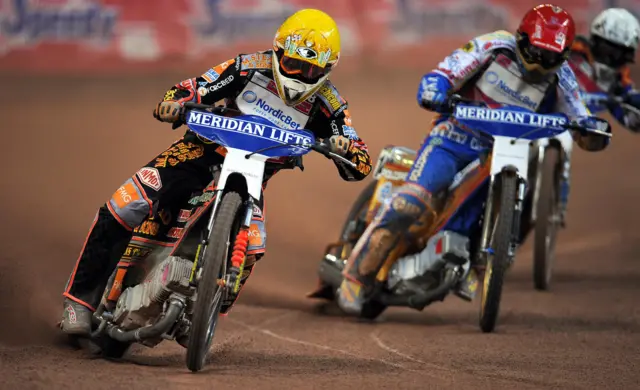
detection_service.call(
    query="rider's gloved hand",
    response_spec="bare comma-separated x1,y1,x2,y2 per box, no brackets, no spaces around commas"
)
571,115,611,151
328,135,350,156
153,101,183,123
417,73,452,113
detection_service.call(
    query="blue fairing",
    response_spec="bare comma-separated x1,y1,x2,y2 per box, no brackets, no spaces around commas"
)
453,104,569,141
186,109,315,158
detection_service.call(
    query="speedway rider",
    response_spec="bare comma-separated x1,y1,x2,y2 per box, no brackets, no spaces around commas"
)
569,8,640,127
60,8,372,336
337,4,611,315
554,8,640,225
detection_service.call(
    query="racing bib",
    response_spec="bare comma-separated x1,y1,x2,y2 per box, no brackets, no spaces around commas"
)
236,72,311,131
475,54,550,111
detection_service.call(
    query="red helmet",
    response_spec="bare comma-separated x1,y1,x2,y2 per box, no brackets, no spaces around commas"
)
516,4,576,80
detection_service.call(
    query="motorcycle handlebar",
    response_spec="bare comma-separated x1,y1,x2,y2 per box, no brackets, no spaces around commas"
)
182,102,358,167
444,94,612,138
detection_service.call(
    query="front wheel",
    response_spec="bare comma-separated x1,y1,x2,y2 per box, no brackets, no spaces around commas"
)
533,147,561,291
479,173,518,333
186,191,243,372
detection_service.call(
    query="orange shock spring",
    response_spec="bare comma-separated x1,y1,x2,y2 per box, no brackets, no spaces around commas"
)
230,229,249,268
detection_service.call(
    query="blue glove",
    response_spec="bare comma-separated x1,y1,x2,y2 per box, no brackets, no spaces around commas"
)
417,73,452,113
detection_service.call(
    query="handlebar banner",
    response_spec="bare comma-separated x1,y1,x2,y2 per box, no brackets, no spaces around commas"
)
187,111,313,146
455,106,568,129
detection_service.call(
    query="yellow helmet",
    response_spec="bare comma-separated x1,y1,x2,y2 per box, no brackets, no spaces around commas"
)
272,9,341,106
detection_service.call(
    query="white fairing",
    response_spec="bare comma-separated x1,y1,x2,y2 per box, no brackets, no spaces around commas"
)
591,8,640,49
218,148,268,200
490,136,531,178
535,129,573,156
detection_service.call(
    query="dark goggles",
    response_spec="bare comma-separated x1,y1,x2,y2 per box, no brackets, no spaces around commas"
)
591,36,635,68
276,48,331,84
518,37,569,70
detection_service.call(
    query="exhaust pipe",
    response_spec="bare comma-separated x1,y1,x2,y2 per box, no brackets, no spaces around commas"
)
105,298,186,343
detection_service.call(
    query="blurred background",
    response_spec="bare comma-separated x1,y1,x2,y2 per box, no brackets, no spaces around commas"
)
1,1,640,388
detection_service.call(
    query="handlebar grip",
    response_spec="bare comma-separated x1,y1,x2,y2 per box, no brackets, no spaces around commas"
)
563,123,613,138
311,143,332,158
446,94,486,112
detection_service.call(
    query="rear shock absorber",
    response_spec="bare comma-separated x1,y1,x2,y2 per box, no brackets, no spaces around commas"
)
228,229,249,293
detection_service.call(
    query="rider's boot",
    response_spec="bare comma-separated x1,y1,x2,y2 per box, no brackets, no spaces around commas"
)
61,298,94,336
453,267,480,301
61,204,137,335
337,184,437,315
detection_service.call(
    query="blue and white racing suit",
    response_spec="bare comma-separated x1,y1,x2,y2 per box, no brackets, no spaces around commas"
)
337,31,609,313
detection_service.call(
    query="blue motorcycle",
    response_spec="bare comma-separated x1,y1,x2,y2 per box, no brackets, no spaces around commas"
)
89,103,356,372
311,97,611,332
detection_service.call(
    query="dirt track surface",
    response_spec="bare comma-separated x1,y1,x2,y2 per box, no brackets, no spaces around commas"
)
1,70,639,390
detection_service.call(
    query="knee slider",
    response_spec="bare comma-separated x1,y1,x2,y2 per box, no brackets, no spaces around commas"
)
107,178,152,229
384,184,436,238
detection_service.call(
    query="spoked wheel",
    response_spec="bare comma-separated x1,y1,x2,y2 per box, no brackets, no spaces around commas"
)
479,172,518,333
186,191,243,372
533,147,561,291
340,180,378,243
313,180,377,299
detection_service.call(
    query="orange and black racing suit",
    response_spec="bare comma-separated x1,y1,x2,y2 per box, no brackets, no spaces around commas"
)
63,50,372,314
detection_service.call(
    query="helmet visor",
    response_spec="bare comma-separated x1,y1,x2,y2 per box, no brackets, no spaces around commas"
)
518,40,568,70
592,36,635,67
276,49,331,84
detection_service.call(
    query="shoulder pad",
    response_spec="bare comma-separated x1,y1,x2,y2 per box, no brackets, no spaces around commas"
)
473,30,515,52
201,58,237,83
240,51,273,71
315,80,347,115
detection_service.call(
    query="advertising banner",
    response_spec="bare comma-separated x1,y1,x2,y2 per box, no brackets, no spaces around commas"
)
0,0,637,73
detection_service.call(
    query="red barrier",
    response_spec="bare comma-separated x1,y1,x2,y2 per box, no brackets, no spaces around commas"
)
0,0,637,74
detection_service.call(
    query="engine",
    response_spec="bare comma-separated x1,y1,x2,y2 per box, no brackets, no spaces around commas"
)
387,230,470,294
113,256,195,330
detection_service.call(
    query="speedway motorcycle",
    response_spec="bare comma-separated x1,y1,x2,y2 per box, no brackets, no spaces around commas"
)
309,97,611,332
521,125,572,291
523,90,640,290
81,102,356,372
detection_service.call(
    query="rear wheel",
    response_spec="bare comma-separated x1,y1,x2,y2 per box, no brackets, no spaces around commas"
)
340,180,378,242
479,173,518,333
315,180,377,296
186,191,243,372
533,147,561,291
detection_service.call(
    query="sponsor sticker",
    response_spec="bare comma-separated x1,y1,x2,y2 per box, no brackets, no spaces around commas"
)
136,167,162,191
112,183,140,209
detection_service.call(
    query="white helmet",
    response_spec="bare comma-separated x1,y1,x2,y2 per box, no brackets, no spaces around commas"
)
589,8,639,88
591,8,640,50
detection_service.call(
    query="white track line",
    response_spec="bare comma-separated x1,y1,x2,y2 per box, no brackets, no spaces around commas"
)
370,332,453,373
227,316,415,372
